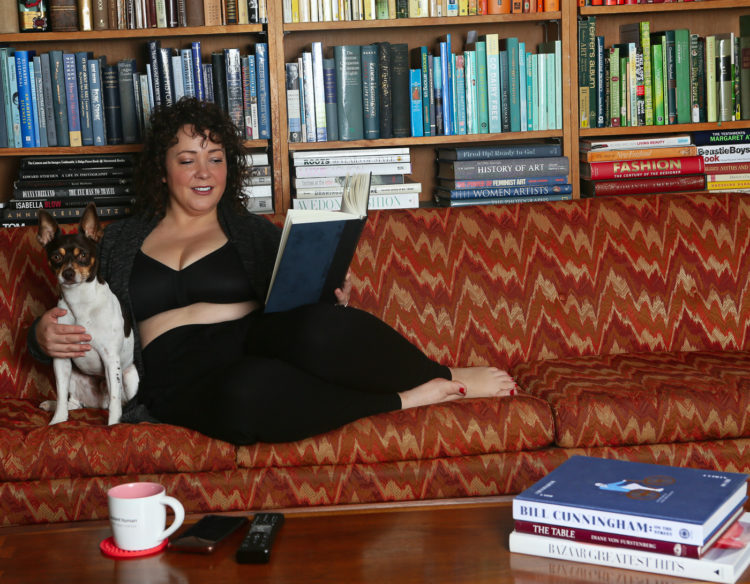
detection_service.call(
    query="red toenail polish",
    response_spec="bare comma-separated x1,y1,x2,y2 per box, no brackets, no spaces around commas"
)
510,388,516,396
459,386,466,395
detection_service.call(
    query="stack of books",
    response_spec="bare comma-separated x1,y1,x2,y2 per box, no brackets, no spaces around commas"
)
695,129,750,193
291,147,421,211
241,151,273,214
509,456,750,584
580,134,706,197
435,141,571,207
1,154,135,228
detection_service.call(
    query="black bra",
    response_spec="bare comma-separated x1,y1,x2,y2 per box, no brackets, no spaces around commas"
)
130,241,255,322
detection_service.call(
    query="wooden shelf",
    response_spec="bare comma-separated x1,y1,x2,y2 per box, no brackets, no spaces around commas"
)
0,24,264,42
581,0,750,16
580,120,750,138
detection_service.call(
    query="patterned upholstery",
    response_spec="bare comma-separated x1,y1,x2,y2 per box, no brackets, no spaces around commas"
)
2,192,750,526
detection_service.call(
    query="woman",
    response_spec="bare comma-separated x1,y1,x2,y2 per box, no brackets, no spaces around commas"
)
29,98,515,444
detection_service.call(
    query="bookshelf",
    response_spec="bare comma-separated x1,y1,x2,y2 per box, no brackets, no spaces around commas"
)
272,9,572,210
571,0,750,193
1,2,748,212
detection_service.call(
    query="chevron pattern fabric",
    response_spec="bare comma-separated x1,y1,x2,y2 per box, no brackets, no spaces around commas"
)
2,192,750,526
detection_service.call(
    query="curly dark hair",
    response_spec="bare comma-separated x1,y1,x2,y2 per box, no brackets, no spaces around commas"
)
134,97,248,217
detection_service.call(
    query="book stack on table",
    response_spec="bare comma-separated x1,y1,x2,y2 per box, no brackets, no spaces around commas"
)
579,134,708,197
509,456,750,584
290,147,420,211
1,154,135,228
241,151,273,214
434,141,571,207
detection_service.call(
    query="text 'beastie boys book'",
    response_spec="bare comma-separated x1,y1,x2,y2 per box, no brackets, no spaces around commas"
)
264,173,371,314
512,456,748,547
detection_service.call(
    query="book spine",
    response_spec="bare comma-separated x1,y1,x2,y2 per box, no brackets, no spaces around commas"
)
697,144,750,164
31,57,46,147
581,134,691,150
652,42,665,125
28,60,41,147
146,40,163,107
240,56,254,139
640,22,652,126
705,162,750,174
285,62,302,141
509,531,738,583
361,44,380,139
435,193,572,207
14,51,35,148
62,53,82,147
102,64,123,145
741,19,750,120
117,59,139,144
223,48,244,132
293,192,418,210
674,28,691,124
301,51,317,141
191,42,204,101
311,41,327,141
717,35,734,122
581,175,706,197
665,30,677,124
476,41,488,134
75,52,94,146
294,153,410,166
7,55,22,148
693,129,750,146
322,58,339,141
4,205,131,222
19,154,134,168
254,42,271,140
8,196,135,209
180,49,195,98
445,157,569,179
583,156,704,180
443,176,568,189
483,34,500,133
409,68,423,137
334,44,364,141
294,161,411,177
441,184,572,200
706,35,717,123
441,143,561,160
389,43,409,138
580,145,696,163
13,185,133,199
377,42,393,138
499,49,510,131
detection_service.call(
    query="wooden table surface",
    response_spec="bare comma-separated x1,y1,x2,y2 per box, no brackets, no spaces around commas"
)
1,497,748,584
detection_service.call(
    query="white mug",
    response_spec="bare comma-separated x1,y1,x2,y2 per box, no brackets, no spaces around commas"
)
107,482,185,551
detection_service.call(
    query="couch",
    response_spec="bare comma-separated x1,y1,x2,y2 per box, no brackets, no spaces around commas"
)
2,191,750,527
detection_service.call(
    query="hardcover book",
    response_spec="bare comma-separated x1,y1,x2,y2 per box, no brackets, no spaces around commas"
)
513,456,748,547
439,156,569,180
510,512,750,584
581,156,705,180
265,173,371,314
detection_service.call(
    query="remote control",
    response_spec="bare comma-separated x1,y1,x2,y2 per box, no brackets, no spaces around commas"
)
235,512,285,564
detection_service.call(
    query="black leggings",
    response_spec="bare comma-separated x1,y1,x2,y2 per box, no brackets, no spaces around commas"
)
139,304,451,444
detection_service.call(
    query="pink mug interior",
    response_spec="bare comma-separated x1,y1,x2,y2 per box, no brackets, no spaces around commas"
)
108,482,164,499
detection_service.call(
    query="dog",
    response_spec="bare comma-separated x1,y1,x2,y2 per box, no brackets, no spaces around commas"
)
36,203,138,425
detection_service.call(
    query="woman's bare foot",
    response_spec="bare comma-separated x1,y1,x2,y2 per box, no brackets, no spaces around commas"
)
399,378,467,410
448,367,516,398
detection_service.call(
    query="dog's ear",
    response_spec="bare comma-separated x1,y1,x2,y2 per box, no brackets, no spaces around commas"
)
37,210,59,247
79,203,104,242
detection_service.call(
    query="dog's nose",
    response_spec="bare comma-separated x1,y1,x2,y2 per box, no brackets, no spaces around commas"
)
62,268,76,282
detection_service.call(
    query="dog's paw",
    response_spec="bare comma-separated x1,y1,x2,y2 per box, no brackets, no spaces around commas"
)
39,400,57,412
49,411,69,425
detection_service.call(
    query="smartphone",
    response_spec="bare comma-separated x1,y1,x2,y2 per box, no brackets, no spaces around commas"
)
168,515,249,554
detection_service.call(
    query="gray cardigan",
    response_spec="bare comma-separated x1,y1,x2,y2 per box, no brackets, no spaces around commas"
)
27,200,282,396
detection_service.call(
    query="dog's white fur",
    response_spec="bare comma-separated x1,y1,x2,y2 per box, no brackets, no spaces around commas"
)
37,205,138,425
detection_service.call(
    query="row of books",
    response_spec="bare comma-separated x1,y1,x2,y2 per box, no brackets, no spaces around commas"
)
241,151,274,214
43,0,270,32
579,130,750,197
281,0,560,23
0,154,136,228
290,147,421,210
578,0,721,5
579,16,750,129
509,456,750,583
434,141,572,207
286,34,561,143
0,41,271,149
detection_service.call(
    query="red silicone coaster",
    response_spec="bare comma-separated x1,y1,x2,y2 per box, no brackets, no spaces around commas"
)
99,536,168,559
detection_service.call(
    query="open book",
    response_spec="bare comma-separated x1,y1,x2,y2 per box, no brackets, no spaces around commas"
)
264,173,371,313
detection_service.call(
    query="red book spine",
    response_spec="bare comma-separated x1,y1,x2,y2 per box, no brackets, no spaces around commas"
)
514,520,703,558
582,156,705,180
583,175,706,196
705,162,750,174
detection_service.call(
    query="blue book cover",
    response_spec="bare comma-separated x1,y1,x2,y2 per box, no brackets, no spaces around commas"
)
525,52,534,131
14,50,36,148
8,54,23,148
87,57,106,146
433,55,443,135
254,42,271,140
514,456,748,546
32,56,47,147
409,68,423,137
62,53,82,147
180,49,195,98
500,37,520,132
439,36,453,135
28,60,40,147
518,41,526,134
454,53,466,135
191,41,204,101
0,49,16,147
75,52,94,146
475,40,488,134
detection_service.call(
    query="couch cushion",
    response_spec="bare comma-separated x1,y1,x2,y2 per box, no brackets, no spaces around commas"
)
511,351,750,448
0,399,237,481
237,395,555,468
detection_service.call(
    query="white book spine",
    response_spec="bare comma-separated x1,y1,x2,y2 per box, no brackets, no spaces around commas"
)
180,49,195,98
301,52,317,142
292,146,410,159
296,182,421,197
292,192,419,210
294,154,410,166
513,499,705,547
311,42,328,141
582,135,692,151
294,162,412,178
509,531,746,584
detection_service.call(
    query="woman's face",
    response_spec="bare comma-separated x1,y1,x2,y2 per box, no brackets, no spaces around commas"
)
163,125,228,217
